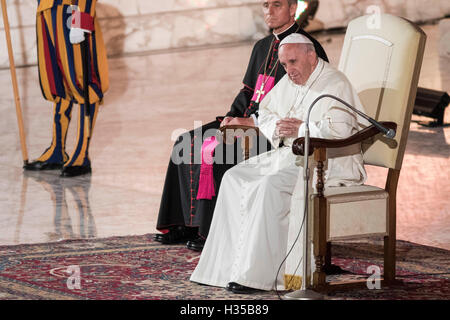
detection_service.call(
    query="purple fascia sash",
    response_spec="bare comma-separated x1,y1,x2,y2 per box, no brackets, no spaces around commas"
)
197,74,274,200
197,136,220,200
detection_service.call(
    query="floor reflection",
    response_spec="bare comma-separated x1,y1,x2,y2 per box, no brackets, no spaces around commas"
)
22,172,96,242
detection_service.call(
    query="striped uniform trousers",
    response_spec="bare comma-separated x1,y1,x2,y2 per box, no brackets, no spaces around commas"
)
36,0,108,167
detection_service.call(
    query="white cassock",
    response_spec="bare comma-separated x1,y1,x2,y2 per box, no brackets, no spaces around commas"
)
190,58,370,291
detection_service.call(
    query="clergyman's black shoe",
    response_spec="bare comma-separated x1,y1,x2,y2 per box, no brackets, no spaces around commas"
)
226,282,260,294
187,237,205,252
24,160,63,171
153,233,164,242
61,165,92,177
160,226,197,245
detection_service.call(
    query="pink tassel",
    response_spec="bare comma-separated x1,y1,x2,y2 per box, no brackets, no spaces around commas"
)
197,136,219,200
197,164,215,200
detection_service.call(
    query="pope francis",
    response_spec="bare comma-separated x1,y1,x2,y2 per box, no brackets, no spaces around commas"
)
190,33,369,294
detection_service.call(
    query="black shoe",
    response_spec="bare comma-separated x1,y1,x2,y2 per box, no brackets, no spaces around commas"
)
153,233,164,242
323,264,347,275
187,237,205,252
226,282,260,294
160,226,197,245
23,160,63,171
61,165,92,177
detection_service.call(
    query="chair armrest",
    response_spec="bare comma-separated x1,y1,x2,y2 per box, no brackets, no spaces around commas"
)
218,125,260,133
292,121,397,156
219,125,260,144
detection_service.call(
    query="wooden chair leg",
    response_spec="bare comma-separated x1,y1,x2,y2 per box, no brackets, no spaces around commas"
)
384,235,396,283
325,242,331,269
312,150,327,289
384,168,399,284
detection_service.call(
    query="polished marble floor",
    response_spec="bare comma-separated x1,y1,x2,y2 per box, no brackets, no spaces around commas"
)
0,23,449,250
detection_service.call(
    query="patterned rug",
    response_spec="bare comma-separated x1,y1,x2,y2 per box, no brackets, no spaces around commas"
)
0,234,448,300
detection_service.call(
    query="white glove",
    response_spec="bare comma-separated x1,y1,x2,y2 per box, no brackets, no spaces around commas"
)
70,28,85,44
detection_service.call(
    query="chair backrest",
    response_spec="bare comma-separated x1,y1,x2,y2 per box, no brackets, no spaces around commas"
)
338,14,426,170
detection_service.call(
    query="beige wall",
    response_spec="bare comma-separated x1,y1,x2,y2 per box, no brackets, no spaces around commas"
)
1,0,449,69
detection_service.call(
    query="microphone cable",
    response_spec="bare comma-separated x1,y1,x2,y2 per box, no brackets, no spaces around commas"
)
274,175,309,300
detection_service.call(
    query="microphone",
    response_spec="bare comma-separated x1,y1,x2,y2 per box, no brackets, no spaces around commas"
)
306,94,396,139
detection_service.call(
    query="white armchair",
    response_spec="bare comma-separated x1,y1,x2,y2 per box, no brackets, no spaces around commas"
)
292,13,427,291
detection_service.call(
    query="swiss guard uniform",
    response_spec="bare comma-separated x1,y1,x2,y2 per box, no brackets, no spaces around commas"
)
24,0,109,177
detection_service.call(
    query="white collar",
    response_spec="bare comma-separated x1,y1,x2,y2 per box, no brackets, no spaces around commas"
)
273,22,297,40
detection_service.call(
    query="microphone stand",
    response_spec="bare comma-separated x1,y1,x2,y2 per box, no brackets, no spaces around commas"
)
284,94,395,300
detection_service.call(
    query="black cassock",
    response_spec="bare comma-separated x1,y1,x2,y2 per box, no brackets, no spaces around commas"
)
156,23,328,238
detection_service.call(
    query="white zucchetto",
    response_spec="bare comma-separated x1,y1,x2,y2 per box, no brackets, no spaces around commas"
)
279,33,314,48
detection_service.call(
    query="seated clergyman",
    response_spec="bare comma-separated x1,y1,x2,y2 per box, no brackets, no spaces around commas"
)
153,0,329,253
190,33,369,294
